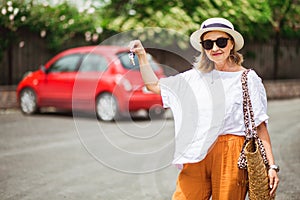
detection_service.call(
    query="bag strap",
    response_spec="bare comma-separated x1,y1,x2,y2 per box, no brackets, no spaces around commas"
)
241,69,258,139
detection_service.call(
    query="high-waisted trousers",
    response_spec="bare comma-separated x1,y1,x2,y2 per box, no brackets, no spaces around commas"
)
172,134,248,200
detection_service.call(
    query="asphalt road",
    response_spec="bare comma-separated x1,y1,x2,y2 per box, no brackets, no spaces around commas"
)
0,98,299,200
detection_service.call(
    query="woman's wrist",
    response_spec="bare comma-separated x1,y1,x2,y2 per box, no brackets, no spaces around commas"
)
269,164,280,172
137,50,147,57
137,52,148,64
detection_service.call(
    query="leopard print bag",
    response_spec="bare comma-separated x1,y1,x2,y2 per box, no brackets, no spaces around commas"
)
237,69,269,170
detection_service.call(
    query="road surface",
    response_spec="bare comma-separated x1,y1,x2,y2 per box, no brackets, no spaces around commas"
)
0,99,299,199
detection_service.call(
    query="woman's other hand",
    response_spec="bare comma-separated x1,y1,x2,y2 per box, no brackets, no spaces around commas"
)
268,168,279,198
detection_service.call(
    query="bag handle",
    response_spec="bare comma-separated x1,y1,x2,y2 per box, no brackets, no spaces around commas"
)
241,69,258,139
238,69,270,169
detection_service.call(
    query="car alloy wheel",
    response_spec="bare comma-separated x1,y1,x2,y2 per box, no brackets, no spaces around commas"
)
96,93,119,121
20,88,39,114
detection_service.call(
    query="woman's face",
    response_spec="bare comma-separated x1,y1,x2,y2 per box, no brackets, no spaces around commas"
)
202,31,234,64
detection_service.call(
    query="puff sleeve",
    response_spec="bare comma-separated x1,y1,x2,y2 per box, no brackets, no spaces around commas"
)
247,70,269,126
159,74,181,108
159,70,194,109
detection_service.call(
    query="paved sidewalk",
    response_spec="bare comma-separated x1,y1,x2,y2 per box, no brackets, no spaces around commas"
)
0,86,17,109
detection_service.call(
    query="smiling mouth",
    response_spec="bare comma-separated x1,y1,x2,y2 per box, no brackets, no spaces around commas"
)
212,52,223,56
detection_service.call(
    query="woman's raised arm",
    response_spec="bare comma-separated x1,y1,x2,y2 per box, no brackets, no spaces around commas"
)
128,40,161,94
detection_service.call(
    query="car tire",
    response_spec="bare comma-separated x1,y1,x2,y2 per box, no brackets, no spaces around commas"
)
19,88,39,115
96,93,119,122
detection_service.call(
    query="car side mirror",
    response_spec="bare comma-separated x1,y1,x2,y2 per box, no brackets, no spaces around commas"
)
40,65,48,73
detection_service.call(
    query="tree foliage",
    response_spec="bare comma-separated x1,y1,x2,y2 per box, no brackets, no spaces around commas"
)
0,0,30,58
268,0,300,38
0,0,103,53
0,0,300,66
102,0,300,41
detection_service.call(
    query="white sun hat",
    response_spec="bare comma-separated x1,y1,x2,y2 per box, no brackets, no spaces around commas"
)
190,17,244,52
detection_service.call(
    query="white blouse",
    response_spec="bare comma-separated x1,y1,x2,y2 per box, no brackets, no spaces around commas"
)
159,68,269,165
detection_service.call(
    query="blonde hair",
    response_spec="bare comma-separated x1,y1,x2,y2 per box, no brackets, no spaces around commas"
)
193,34,244,73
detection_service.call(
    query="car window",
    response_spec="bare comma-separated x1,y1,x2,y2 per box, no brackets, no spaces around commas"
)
117,52,160,71
48,54,81,73
79,54,108,72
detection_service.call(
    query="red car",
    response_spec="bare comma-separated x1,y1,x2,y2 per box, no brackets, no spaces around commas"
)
16,46,165,121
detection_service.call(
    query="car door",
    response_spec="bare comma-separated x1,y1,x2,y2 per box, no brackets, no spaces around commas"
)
38,53,82,108
72,53,109,110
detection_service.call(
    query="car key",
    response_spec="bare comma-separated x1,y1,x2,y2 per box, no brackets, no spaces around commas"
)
128,51,135,66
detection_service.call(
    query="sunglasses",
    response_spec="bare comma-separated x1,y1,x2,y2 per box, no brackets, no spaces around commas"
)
200,37,231,50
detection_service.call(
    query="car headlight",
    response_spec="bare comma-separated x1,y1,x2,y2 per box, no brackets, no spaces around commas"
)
22,71,32,79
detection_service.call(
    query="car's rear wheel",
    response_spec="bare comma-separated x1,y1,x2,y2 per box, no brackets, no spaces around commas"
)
96,93,119,122
148,106,165,119
19,88,39,114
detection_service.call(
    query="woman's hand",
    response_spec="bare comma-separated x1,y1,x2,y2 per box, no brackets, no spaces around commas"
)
268,168,279,198
257,123,279,197
128,40,146,56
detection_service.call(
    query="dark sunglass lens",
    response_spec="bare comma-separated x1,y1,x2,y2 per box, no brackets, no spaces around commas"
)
216,38,228,48
202,40,213,50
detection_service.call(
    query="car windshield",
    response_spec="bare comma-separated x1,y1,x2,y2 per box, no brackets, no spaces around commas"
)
117,52,160,71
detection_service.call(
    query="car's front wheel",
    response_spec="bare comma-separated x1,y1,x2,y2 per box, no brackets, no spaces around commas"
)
19,88,39,114
96,93,119,122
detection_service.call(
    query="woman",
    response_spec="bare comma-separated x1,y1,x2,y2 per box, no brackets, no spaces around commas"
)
129,17,279,200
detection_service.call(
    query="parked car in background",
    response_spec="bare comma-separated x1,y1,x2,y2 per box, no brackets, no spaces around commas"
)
16,46,165,121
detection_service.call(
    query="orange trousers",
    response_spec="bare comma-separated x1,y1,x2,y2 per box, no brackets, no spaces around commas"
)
172,134,248,200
